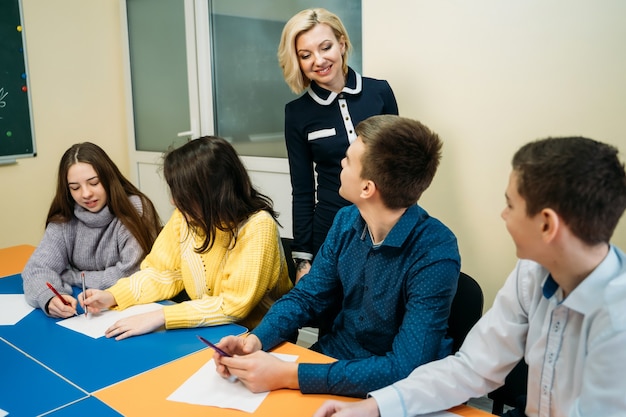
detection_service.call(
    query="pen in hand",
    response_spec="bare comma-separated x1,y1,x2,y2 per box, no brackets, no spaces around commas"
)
46,281,77,316
46,281,71,305
197,335,238,382
197,335,231,357
81,272,88,318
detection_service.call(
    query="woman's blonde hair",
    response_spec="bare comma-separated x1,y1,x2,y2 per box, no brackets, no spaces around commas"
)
278,8,351,94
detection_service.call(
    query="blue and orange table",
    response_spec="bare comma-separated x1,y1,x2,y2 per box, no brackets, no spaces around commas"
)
1,245,491,417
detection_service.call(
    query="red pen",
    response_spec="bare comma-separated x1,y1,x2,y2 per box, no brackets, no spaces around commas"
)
46,281,72,306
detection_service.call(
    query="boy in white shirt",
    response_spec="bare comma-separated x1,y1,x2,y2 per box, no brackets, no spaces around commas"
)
313,136,626,417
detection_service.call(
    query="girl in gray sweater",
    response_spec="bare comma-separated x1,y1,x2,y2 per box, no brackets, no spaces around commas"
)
22,142,161,318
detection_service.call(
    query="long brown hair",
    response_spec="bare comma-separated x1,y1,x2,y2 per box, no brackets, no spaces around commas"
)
163,136,279,253
47,142,161,254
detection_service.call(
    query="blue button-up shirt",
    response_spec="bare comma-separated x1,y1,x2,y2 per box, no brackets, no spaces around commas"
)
252,204,460,397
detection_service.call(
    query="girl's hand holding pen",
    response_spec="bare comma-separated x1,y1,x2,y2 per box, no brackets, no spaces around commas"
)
47,293,78,318
80,288,116,314
45,281,78,318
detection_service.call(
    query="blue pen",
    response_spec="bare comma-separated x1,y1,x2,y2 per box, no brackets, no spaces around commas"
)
196,335,238,382
196,335,231,357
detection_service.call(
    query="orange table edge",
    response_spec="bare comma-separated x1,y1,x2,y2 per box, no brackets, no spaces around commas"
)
0,245,35,277
94,342,492,417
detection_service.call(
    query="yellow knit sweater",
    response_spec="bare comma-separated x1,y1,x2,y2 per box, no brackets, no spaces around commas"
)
107,209,292,330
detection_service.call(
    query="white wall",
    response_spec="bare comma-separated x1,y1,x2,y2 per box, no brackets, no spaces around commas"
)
362,0,626,307
0,0,128,247
0,0,624,310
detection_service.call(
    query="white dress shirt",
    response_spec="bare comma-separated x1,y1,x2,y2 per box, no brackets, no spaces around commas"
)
371,245,626,417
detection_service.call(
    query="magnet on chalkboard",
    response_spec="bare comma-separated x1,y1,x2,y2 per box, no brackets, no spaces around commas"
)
21,86,27,92
21,73,26,79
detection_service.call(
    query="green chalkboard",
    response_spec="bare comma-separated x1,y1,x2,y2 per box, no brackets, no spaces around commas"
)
0,0,36,161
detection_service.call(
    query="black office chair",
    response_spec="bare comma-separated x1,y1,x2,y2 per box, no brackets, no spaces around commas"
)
488,359,529,415
447,272,484,353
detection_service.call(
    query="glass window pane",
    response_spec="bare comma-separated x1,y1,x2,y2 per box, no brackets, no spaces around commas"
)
127,0,191,152
210,1,362,158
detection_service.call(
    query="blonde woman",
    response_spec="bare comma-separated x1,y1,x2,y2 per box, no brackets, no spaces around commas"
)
278,8,398,281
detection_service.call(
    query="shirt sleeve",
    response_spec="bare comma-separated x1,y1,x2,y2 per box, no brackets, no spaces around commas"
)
380,80,399,115
22,222,72,312
284,102,316,258
107,210,185,309
252,218,345,348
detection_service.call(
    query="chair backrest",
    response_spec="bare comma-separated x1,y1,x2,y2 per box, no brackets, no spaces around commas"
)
447,272,484,353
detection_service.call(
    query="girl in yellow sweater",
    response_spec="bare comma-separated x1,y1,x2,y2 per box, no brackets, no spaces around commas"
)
83,136,292,340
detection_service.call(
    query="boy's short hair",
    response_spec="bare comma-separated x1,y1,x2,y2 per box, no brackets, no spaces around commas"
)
356,115,442,209
512,136,626,244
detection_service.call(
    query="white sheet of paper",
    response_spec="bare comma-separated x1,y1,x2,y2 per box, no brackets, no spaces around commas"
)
0,407,8,417
56,303,163,338
0,294,34,325
167,352,298,413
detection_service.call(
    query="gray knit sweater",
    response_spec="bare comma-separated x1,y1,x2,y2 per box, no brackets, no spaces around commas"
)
22,196,145,313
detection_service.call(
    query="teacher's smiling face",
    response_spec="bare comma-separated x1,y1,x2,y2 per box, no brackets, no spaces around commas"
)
67,162,107,213
296,23,346,93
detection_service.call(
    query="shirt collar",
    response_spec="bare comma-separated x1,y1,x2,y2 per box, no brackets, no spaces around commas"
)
307,67,362,106
542,245,622,314
356,204,424,249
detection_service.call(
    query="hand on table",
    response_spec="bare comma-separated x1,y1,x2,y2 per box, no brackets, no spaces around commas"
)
313,398,380,417
105,309,165,341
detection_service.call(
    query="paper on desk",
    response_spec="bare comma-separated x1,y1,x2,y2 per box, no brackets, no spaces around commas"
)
0,294,34,325
56,303,163,338
167,352,298,413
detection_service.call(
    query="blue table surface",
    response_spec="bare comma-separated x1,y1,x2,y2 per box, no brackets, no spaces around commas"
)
0,274,247,393
0,339,87,417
